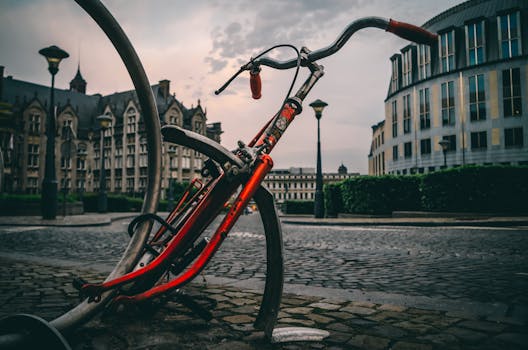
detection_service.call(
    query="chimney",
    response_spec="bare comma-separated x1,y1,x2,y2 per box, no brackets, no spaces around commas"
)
0,66,4,101
159,79,170,100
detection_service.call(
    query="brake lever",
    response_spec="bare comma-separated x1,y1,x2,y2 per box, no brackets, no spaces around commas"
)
215,60,255,95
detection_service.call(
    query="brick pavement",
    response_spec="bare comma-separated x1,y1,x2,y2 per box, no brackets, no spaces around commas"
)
0,256,526,350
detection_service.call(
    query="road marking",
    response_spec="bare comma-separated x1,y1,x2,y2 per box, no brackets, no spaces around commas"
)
230,231,264,240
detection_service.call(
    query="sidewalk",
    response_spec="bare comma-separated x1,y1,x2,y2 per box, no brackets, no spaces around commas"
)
0,256,526,349
1,211,527,228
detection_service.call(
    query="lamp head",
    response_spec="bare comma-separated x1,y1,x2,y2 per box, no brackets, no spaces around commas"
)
438,139,450,151
39,45,69,75
97,115,112,130
309,99,328,119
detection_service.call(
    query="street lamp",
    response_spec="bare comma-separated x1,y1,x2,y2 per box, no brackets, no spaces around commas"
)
39,45,69,219
438,139,450,169
97,115,112,213
309,99,328,219
166,146,176,211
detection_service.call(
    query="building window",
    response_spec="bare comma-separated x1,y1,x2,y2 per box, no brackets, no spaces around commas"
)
466,21,485,66
61,156,72,169
419,88,430,130
392,145,398,161
28,113,40,135
505,127,523,147
442,135,457,152
127,145,135,168
439,30,455,73
417,44,431,80
391,100,398,137
403,94,411,134
441,81,456,126
391,56,400,93
469,74,486,121
194,121,203,134
420,138,431,155
402,49,412,87
498,12,522,59
27,144,39,168
126,108,136,134
404,141,412,158
470,131,487,150
503,68,522,117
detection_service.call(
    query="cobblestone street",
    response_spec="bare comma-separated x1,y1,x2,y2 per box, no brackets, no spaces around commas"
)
1,215,527,304
0,215,527,349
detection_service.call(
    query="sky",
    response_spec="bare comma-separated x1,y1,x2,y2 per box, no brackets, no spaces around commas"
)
0,0,466,174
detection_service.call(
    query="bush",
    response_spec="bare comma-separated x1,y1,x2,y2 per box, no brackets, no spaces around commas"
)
324,183,342,218
282,200,315,215
340,175,422,215
421,165,528,213
82,193,143,212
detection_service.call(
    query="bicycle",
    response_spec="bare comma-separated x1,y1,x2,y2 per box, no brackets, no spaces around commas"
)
0,0,437,346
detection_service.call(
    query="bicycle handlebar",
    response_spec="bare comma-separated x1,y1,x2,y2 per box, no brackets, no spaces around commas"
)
215,17,437,96
255,17,436,70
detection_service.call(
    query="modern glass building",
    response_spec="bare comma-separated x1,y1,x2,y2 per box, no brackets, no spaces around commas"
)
369,0,528,175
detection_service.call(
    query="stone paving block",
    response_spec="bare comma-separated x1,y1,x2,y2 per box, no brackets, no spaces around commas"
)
340,305,377,316
369,324,408,338
347,334,390,350
276,317,315,327
391,341,433,350
282,307,313,315
445,326,488,343
305,313,335,325
378,304,408,312
458,319,507,333
416,333,460,348
393,320,435,334
222,314,254,324
308,302,341,310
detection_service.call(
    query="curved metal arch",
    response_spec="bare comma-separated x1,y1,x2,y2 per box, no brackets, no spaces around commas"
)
51,0,162,332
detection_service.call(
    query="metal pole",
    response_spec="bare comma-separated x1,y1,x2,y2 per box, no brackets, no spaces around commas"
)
42,73,58,219
443,149,447,168
314,115,324,218
98,130,107,212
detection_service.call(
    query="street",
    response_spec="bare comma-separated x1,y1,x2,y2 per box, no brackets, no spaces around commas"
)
0,215,526,306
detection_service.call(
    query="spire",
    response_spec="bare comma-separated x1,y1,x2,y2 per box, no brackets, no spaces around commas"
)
70,63,87,94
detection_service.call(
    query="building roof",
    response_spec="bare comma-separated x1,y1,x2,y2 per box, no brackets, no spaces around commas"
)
422,0,525,31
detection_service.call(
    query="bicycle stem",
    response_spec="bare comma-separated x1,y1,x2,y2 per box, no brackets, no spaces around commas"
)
251,62,324,154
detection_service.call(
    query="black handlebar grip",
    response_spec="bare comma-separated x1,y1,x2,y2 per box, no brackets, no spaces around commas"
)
386,19,438,46
250,71,262,99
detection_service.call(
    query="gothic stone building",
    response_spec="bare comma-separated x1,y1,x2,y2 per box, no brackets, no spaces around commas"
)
0,65,222,198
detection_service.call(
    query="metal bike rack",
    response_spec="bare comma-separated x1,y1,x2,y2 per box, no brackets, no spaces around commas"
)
0,0,284,346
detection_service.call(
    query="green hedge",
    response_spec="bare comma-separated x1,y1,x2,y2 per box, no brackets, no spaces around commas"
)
421,165,528,213
324,183,342,218
340,175,421,215
282,200,315,215
82,193,143,212
324,166,528,215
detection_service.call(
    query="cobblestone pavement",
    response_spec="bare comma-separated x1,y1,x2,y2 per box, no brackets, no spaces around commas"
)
0,215,527,306
0,257,526,349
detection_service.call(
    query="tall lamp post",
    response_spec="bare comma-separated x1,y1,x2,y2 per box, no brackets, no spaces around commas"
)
39,45,69,219
438,139,450,169
309,99,328,219
97,115,112,213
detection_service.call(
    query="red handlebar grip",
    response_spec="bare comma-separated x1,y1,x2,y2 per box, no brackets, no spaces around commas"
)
250,71,262,99
387,19,438,46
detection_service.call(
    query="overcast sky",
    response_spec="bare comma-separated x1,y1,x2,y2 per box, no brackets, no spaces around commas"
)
0,0,465,174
